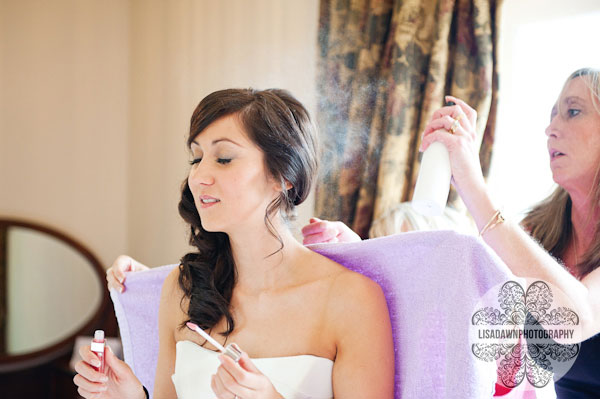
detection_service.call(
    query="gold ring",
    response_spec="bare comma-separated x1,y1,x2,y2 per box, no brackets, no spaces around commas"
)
449,118,461,134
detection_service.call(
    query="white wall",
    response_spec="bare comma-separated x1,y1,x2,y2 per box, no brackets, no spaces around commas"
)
488,0,600,218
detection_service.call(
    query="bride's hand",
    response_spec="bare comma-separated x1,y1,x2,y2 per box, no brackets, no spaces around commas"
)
73,345,145,399
211,349,283,399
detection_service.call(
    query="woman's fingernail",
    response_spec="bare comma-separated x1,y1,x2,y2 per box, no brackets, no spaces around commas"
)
119,287,124,293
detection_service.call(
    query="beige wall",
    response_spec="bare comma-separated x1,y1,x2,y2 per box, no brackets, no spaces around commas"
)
1,0,319,269
0,0,131,269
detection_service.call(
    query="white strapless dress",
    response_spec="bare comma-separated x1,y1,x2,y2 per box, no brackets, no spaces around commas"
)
171,340,334,399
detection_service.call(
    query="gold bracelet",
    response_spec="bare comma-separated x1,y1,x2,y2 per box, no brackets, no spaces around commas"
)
479,209,505,237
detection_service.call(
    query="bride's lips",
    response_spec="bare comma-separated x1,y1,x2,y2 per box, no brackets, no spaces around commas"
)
198,195,220,209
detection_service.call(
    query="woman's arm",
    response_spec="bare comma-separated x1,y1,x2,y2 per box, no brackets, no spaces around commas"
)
152,267,181,398
328,272,394,398
462,184,600,340
420,96,600,340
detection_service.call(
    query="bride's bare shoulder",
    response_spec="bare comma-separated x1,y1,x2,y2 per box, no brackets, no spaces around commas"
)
304,249,385,304
162,265,184,297
159,265,188,319
302,250,390,347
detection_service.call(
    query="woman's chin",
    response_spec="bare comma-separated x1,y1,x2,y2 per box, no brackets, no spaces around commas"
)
199,220,224,233
550,169,566,187
551,172,582,193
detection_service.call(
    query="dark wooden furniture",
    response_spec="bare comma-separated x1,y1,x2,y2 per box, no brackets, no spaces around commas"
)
0,218,118,398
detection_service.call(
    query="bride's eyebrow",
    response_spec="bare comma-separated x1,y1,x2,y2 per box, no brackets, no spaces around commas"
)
190,138,243,148
212,138,242,147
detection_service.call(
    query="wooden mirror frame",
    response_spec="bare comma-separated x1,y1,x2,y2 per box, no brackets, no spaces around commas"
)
0,217,111,373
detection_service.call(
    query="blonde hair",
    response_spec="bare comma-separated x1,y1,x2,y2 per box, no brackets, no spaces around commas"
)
522,68,600,279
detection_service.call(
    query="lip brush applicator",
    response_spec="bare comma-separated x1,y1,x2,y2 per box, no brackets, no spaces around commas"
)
186,322,242,362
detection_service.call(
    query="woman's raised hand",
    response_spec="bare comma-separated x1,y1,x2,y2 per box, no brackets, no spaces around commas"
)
301,217,362,245
73,345,146,399
211,349,283,399
106,255,149,293
419,95,487,202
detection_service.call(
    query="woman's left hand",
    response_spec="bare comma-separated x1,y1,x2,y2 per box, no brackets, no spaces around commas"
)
211,348,282,399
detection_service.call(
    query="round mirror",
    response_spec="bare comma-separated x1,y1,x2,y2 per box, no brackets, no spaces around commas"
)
0,218,109,372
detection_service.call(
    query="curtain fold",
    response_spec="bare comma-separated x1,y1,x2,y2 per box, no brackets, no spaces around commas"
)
316,0,501,238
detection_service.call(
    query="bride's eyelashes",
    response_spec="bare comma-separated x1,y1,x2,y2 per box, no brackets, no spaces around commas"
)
189,157,233,166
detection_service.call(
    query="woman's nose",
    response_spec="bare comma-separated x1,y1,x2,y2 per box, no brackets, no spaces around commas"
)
189,162,214,186
545,118,558,138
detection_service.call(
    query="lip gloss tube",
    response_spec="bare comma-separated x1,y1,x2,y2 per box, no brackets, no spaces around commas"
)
90,330,106,373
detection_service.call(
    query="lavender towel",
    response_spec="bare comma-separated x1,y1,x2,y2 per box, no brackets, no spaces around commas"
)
110,230,513,398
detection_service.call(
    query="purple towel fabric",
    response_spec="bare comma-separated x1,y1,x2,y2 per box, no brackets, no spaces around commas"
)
111,230,513,398
110,263,176,398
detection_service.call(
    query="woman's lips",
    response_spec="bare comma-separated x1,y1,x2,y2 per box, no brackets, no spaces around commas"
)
549,149,566,161
199,195,220,209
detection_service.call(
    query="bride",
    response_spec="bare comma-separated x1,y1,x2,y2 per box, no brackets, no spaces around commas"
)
74,88,394,398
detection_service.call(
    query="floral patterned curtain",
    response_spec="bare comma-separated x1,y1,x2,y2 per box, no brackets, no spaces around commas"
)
315,0,501,238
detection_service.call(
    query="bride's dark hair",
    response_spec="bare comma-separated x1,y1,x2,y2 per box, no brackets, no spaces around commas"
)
177,88,318,336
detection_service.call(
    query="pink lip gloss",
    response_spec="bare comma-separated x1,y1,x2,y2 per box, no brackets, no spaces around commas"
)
91,330,106,373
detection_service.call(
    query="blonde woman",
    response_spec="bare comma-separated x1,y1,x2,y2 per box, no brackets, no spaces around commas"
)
303,68,600,397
